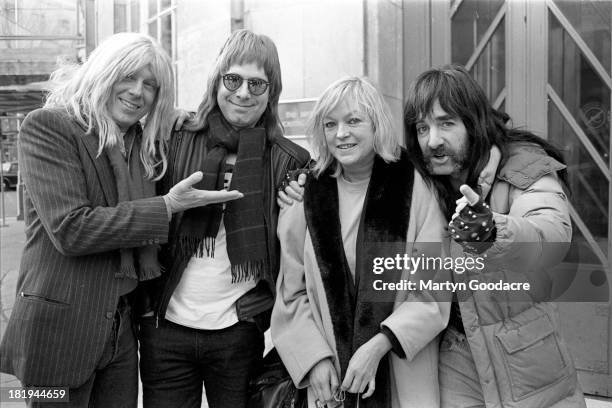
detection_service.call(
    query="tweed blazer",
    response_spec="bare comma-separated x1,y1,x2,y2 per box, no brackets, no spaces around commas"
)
0,108,170,387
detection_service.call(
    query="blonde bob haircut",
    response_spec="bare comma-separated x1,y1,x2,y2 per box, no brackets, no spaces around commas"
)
307,76,401,177
45,32,174,180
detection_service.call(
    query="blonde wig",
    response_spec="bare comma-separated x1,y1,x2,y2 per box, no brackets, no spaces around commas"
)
307,76,400,177
45,32,174,179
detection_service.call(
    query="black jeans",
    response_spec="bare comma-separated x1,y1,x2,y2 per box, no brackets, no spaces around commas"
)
139,318,263,408
27,297,138,408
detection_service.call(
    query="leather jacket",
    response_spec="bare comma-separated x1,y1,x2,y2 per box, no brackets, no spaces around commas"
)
142,127,310,331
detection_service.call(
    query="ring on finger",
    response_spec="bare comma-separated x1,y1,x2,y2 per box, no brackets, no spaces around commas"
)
333,389,346,402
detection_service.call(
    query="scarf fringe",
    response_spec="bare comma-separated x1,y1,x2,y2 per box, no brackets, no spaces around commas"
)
138,265,163,281
231,260,264,283
118,249,139,280
138,247,163,281
178,236,216,259
176,237,263,284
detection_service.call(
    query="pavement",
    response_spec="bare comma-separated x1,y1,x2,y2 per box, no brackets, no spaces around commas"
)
1,211,26,407
0,188,610,407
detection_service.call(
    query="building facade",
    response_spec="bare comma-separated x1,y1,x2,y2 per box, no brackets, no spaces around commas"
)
0,0,85,162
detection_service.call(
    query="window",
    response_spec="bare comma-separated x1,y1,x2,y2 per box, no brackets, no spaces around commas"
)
113,0,140,34
112,0,177,103
451,0,506,108
547,0,611,267
146,0,177,101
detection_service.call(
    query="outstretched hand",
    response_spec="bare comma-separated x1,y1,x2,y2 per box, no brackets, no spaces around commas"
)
164,171,243,213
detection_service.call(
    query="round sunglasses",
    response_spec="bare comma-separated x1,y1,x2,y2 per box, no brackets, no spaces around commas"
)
221,73,270,96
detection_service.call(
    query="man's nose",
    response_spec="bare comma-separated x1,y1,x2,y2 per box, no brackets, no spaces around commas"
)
128,79,143,96
235,80,251,98
427,126,443,149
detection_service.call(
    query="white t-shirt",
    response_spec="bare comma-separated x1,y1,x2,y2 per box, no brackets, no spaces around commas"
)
165,220,256,330
165,154,256,330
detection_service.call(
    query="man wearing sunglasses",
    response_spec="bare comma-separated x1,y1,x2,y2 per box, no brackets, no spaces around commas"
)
138,30,310,408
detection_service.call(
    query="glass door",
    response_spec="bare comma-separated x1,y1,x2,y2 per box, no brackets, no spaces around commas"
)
546,0,611,395
443,0,611,395
450,0,506,109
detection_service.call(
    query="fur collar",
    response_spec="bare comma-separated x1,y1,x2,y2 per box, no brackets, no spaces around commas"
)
304,151,414,408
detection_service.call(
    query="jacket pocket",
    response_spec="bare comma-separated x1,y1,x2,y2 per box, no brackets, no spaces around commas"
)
495,313,571,401
20,291,70,306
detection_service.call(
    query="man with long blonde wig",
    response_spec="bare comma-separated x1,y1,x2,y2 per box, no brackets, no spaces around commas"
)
0,32,241,407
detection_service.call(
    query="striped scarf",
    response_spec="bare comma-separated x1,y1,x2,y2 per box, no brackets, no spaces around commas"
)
173,111,267,283
107,124,161,281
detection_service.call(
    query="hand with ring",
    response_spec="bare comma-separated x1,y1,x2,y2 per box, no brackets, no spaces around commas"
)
333,389,346,402
315,389,345,408
308,358,339,406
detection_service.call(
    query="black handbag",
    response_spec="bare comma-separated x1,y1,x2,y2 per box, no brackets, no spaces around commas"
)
248,348,307,408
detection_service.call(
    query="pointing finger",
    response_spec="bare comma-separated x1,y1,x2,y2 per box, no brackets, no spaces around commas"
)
459,184,480,206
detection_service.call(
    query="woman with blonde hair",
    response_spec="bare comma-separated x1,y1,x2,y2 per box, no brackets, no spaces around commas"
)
0,32,240,408
271,77,450,408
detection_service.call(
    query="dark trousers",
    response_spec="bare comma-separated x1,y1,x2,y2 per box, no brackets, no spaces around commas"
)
139,318,263,408
27,299,138,408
